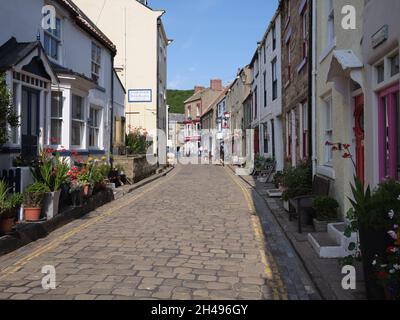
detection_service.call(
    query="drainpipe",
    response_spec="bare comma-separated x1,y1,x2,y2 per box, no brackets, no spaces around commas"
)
309,0,316,175
110,54,115,168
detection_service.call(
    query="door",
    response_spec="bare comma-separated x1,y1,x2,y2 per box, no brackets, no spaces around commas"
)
254,127,260,155
354,94,365,184
21,87,40,160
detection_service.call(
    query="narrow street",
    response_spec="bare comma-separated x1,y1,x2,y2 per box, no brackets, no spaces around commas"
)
0,165,317,300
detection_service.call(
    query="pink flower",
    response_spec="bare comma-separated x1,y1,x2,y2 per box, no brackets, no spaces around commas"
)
388,231,398,240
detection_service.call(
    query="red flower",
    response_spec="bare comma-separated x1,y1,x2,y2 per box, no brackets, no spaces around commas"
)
378,271,388,280
386,246,397,254
71,150,78,157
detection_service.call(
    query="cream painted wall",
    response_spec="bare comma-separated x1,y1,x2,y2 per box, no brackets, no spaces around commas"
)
314,0,364,218
74,0,167,155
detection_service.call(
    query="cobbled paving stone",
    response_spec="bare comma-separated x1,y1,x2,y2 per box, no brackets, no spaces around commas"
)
0,165,317,300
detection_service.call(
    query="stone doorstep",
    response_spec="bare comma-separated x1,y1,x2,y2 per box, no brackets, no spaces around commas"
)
0,167,174,257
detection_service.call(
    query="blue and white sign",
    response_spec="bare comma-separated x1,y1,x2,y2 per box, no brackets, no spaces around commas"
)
128,89,152,103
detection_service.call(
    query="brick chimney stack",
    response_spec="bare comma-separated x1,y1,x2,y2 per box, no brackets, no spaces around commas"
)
210,79,222,91
194,86,205,93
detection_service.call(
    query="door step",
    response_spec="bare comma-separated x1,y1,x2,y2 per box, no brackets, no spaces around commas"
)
308,222,358,258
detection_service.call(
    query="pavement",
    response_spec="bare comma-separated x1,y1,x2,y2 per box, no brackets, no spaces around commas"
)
0,164,318,300
236,171,367,300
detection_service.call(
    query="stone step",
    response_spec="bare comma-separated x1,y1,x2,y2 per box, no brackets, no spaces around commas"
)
308,232,346,259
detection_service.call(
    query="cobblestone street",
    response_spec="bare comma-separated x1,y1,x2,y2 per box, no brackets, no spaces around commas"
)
0,165,318,300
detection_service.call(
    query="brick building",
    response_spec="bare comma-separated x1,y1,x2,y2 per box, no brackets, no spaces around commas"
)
281,0,312,167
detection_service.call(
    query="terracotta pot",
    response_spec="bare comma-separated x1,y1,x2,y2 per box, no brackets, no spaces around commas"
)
24,208,42,222
0,217,15,234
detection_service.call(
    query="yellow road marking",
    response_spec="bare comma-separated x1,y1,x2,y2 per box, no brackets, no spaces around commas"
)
224,167,288,300
0,167,180,281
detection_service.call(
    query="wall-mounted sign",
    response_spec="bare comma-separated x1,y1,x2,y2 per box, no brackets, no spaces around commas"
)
128,89,152,103
372,25,388,49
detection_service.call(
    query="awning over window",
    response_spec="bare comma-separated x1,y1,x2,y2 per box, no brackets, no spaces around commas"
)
327,50,364,89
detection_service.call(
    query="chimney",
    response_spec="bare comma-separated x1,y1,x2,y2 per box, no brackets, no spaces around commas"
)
194,86,205,93
210,79,222,91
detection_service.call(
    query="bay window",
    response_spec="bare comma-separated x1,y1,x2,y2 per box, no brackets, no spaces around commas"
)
50,91,63,145
71,95,84,147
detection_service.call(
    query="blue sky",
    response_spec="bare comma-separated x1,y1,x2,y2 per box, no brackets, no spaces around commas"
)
151,0,280,90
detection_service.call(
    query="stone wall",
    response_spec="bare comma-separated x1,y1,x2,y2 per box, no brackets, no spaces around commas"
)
113,155,158,183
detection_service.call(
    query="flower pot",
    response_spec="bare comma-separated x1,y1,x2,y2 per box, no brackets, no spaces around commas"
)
43,190,61,220
24,208,42,222
0,217,15,234
70,190,83,207
358,222,392,300
83,184,93,197
313,218,329,233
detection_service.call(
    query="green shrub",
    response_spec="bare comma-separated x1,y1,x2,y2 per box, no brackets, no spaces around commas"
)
24,182,50,208
0,180,23,218
282,162,312,201
312,196,339,221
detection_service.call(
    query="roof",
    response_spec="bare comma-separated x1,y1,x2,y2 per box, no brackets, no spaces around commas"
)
51,61,95,84
0,37,58,83
184,90,204,104
0,38,38,72
200,88,226,116
57,0,117,54
169,113,186,123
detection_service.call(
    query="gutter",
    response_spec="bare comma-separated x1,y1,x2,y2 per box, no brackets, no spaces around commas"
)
311,0,317,175
110,54,115,168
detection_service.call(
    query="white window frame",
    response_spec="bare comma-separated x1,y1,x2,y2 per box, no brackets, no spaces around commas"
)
91,42,102,85
88,105,102,149
50,91,63,146
44,17,62,63
71,94,85,148
327,0,335,47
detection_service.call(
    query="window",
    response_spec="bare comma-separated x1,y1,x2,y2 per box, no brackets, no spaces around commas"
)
44,17,61,61
390,54,399,77
301,5,308,59
71,95,84,146
50,92,63,145
302,102,308,159
196,103,201,117
272,59,278,100
327,0,335,46
378,84,400,180
272,24,277,51
89,106,101,148
254,87,258,119
91,42,102,84
263,46,266,64
324,96,333,165
10,83,18,144
377,63,385,83
263,72,267,107
286,111,291,158
263,123,269,154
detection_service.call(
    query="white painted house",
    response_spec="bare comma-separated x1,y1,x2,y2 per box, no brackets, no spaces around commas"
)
250,10,284,171
0,0,125,171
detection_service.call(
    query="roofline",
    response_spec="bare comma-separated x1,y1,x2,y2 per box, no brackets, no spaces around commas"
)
57,0,117,54
113,69,126,94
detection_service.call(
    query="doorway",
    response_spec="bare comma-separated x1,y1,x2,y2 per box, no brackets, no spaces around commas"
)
21,86,40,160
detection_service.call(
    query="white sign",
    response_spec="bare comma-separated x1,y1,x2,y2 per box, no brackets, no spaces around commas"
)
128,89,152,103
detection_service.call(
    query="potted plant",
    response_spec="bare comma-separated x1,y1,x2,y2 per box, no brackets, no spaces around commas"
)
0,181,23,234
31,149,69,219
23,182,50,222
312,196,339,232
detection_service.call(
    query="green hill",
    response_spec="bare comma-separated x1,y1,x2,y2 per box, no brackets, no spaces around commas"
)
167,89,194,114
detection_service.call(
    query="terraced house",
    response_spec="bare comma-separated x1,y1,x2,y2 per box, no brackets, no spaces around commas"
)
281,0,312,168
0,0,125,172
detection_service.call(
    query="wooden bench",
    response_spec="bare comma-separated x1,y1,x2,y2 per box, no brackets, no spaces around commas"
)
289,175,331,233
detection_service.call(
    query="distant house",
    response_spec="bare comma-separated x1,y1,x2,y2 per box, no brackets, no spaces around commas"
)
183,80,223,157
0,0,125,171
